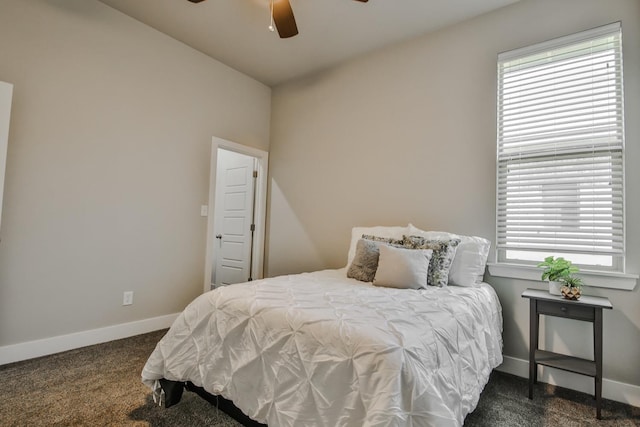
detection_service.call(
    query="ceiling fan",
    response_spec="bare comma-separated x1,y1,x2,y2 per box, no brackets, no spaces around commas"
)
187,0,369,39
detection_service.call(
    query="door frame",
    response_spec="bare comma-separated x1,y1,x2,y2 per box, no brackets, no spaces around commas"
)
204,136,269,293
0,82,13,234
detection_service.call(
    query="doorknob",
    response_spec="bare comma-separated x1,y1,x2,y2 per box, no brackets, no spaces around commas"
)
216,234,222,239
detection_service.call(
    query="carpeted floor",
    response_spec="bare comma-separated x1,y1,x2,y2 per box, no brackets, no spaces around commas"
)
0,330,638,426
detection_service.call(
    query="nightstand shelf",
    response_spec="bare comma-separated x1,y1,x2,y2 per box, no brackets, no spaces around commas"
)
534,349,596,377
522,288,612,419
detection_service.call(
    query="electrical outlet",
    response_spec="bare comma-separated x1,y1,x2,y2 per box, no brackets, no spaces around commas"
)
123,291,134,306
200,205,208,217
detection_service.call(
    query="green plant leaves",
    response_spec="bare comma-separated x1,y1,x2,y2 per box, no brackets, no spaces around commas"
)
537,256,580,282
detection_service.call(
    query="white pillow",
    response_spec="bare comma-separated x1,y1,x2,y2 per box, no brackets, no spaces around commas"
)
346,225,409,268
407,224,490,287
373,244,432,289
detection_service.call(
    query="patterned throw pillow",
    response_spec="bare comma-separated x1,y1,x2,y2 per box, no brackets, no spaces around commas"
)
361,234,404,245
401,235,461,287
347,239,381,282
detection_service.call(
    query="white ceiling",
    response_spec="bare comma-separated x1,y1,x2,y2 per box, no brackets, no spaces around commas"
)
98,0,520,86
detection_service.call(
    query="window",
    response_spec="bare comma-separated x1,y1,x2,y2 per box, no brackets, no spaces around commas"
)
496,23,625,272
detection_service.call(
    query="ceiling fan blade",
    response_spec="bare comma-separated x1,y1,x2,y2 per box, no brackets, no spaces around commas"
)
187,0,365,38
272,0,298,39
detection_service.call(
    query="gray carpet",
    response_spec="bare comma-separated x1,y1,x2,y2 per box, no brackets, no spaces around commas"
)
0,330,638,426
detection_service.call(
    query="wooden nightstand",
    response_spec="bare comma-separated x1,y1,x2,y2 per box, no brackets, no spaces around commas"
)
522,288,613,419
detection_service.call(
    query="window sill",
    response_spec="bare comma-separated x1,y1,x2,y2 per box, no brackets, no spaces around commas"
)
487,263,638,291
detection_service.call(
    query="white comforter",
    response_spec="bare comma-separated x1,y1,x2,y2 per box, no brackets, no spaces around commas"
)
142,269,503,427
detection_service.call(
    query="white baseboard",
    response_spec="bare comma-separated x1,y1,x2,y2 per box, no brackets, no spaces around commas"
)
0,313,180,366
497,355,640,408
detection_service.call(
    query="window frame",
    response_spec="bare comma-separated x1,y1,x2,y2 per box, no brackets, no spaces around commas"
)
492,22,637,288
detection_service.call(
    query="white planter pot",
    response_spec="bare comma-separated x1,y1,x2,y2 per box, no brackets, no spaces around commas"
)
548,280,563,295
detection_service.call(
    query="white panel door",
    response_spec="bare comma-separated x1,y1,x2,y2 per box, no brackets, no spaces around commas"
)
0,82,13,234
213,149,256,286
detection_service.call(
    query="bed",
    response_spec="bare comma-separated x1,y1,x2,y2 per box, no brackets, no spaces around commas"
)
142,225,503,427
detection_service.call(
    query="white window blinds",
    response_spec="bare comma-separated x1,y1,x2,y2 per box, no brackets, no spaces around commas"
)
496,23,625,268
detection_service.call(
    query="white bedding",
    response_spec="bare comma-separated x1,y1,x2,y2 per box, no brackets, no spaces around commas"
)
142,269,503,427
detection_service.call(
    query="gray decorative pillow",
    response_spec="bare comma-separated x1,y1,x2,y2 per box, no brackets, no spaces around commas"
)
401,235,461,287
347,239,381,282
373,245,433,289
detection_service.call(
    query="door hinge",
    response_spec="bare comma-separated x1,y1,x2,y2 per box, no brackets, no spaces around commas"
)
250,224,255,232
253,170,258,178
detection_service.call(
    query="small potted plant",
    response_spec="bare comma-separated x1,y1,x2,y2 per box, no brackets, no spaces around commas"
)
537,256,579,296
559,275,583,300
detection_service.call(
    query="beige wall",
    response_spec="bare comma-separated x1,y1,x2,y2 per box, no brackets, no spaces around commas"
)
269,0,640,388
0,0,271,346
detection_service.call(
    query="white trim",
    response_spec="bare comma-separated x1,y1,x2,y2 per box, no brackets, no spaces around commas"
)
497,355,640,408
498,22,621,61
204,137,269,293
0,313,179,366
0,81,13,234
487,263,638,291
